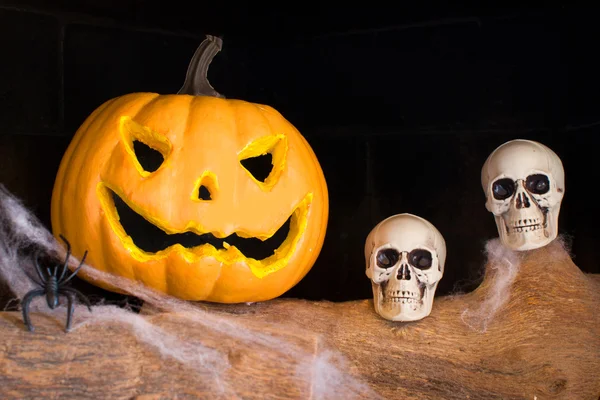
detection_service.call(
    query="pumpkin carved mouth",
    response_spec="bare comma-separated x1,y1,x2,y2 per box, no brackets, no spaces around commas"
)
97,183,312,278
110,189,290,260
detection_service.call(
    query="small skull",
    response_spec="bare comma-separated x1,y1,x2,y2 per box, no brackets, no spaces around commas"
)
365,214,446,322
481,139,565,251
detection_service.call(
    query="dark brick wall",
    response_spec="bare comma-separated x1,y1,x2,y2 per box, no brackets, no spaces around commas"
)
1,3,598,304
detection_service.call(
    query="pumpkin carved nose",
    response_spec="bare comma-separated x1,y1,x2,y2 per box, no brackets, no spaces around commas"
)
198,185,212,200
193,171,219,202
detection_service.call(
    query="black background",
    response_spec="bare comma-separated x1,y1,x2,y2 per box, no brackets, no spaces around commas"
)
0,2,598,306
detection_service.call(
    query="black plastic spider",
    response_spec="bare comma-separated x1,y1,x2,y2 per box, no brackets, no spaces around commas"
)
22,235,92,332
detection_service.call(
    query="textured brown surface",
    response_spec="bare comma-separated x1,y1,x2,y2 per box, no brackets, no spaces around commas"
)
0,241,599,399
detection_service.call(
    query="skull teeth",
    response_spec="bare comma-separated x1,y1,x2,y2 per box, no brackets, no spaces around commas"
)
383,290,422,304
387,298,421,304
508,217,547,233
511,218,540,227
509,223,546,233
388,290,418,298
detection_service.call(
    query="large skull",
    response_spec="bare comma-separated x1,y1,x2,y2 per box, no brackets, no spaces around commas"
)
364,213,446,322
481,139,565,251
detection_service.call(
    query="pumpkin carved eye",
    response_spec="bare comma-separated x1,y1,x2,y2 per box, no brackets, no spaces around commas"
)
133,140,164,173
120,116,171,177
240,153,273,183
238,134,287,191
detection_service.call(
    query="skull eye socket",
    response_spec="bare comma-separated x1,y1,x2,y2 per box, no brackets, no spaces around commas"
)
525,174,550,194
492,178,515,200
376,248,399,269
409,249,433,270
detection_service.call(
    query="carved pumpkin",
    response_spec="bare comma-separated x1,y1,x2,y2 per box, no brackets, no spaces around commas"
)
50,36,328,302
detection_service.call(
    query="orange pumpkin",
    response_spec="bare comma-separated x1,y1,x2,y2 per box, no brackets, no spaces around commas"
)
50,36,328,302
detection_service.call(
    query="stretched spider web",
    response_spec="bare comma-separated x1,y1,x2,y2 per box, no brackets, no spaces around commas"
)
0,184,379,399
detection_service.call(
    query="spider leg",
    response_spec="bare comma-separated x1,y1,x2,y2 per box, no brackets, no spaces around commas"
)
57,262,68,282
33,252,47,283
60,250,88,285
21,289,45,332
63,290,76,332
60,287,93,313
57,234,72,281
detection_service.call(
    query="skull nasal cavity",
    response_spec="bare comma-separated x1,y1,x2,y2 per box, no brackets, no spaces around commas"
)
397,264,411,280
516,192,531,209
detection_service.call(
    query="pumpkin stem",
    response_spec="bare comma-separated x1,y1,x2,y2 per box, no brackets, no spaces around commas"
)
178,35,225,98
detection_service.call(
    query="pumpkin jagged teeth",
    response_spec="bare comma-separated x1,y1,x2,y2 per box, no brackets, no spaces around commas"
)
107,187,292,261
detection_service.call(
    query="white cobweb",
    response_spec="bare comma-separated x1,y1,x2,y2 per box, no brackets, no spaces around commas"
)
460,237,522,333
0,184,380,399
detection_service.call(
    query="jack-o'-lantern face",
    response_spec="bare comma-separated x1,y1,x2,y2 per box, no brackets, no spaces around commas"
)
51,93,328,302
